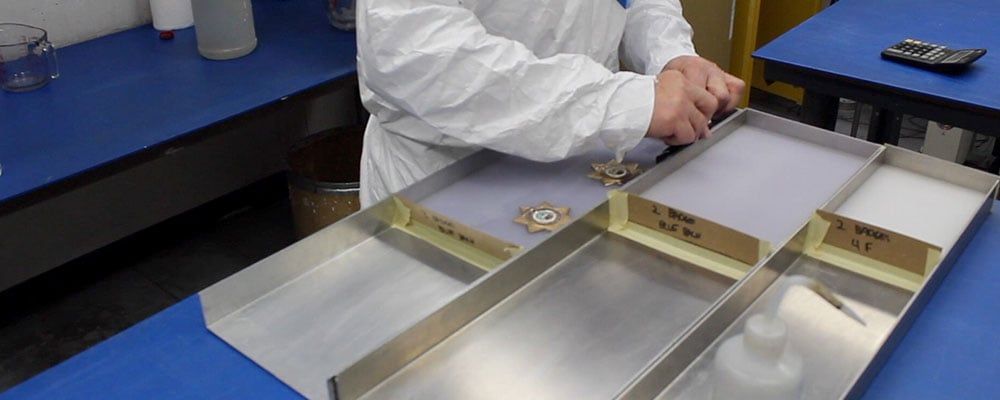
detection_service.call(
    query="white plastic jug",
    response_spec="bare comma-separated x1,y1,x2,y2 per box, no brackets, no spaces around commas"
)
712,313,804,400
191,0,257,60
711,275,866,400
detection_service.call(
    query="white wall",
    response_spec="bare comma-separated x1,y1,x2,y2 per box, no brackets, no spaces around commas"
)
0,0,151,47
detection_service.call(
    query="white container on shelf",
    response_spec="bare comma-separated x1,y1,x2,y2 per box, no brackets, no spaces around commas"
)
191,0,258,60
150,0,194,31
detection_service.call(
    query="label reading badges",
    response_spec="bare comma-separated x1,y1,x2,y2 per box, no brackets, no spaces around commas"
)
514,202,571,233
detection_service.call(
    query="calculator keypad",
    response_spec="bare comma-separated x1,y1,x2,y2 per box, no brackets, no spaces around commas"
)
888,39,948,61
882,38,986,71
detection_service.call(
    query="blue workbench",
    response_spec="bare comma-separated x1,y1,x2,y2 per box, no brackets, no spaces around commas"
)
754,0,1000,149
3,205,999,398
0,0,357,205
3,0,998,397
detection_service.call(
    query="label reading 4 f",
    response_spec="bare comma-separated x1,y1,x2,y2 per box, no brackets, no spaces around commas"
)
816,210,940,276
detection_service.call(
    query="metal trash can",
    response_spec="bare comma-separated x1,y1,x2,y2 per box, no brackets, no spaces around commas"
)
287,126,364,238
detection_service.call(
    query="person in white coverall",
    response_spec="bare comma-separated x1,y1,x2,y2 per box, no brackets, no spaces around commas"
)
357,0,745,206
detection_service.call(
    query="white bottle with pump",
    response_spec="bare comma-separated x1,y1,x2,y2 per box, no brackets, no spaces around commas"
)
711,275,865,400
711,313,803,400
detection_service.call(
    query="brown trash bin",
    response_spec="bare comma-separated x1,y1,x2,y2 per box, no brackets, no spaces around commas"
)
287,126,364,238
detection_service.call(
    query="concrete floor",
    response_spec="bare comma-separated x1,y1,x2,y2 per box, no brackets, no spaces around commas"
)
1,92,995,393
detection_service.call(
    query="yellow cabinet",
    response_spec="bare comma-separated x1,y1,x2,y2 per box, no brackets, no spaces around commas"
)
681,0,828,106
750,0,827,103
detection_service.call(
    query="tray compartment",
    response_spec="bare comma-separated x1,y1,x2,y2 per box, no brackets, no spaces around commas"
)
831,150,994,253
415,139,666,248
360,230,736,400
655,258,911,400
623,145,998,400
629,110,881,245
201,199,489,399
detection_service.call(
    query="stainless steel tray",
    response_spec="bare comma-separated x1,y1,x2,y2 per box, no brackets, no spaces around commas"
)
199,140,670,399
202,109,995,400
622,146,999,400
335,111,886,400
355,203,739,400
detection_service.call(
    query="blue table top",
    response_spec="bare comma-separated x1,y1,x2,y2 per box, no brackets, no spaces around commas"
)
754,0,1000,113
0,0,357,204
4,204,999,399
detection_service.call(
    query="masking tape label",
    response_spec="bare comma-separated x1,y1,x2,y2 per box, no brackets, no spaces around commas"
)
815,210,940,276
396,197,520,261
627,195,766,265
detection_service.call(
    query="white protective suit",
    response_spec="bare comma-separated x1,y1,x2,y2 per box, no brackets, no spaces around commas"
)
357,0,696,205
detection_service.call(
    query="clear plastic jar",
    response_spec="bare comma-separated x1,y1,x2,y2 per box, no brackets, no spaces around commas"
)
328,0,356,31
191,0,258,60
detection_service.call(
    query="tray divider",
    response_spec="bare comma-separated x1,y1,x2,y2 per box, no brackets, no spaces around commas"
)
607,191,770,280
392,196,522,271
804,210,942,292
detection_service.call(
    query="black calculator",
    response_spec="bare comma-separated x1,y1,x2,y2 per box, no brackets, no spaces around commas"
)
882,39,986,73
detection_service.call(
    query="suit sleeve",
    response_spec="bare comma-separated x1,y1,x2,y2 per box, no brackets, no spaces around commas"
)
357,0,655,162
620,0,698,75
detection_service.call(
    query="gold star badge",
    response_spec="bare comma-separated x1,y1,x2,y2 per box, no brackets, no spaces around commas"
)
588,160,642,186
513,202,571,233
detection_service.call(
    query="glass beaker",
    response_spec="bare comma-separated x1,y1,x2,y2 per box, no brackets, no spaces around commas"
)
0,23,59,93
328,0,356,31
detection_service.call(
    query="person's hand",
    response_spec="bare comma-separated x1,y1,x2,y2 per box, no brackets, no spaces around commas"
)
646,69,718,146
664,55,745,115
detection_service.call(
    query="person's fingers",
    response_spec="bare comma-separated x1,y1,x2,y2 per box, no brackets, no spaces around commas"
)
688,84,719,118
664,120,697,146
689,104,710,139
706,71,731,115
723,73,746,110
684,65,710,88
724,72,745,91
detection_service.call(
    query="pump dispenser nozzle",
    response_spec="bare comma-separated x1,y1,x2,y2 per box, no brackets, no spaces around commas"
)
766,275,867,326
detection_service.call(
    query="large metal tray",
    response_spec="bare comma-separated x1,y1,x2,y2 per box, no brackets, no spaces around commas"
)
202,109,995,400
357,206,736,400
335,111,885,400
199,142,670,399
622,145,999,400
